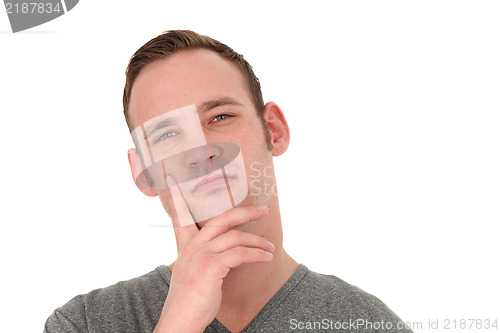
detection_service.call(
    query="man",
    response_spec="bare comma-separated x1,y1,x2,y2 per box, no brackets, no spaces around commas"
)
44,30,412,333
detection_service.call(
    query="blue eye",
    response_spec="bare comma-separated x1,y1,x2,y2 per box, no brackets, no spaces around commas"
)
155,130,178,143
211,114,233,123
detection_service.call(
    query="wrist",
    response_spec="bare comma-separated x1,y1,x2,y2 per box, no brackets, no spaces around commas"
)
154,311,206,333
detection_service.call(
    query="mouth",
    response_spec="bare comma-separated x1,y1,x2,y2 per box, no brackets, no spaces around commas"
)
192,172,236,195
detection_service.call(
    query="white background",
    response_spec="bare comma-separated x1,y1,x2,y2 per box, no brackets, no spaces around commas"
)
1,1,499,332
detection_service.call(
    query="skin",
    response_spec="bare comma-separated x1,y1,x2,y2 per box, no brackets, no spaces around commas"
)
127,49,299,332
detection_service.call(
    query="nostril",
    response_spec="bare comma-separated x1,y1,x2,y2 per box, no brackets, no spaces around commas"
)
183,145,215,169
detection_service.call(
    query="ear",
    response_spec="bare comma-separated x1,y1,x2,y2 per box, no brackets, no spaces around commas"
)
128,148,158,197
263,102,290,156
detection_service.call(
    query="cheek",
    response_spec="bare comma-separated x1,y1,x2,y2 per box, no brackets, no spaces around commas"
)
239,135,270,164
242,143,273,174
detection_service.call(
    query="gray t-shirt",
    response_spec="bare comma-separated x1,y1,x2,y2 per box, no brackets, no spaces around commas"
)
44,264,413,332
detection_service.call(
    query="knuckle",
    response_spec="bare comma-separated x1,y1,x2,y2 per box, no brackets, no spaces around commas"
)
233,246,247,257
196,250,215,263
228,230,244,242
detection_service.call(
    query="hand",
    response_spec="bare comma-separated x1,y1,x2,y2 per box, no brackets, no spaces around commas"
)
153,176,274,333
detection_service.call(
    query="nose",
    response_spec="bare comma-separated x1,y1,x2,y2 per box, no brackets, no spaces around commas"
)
183,144,222,168
183,145,210,168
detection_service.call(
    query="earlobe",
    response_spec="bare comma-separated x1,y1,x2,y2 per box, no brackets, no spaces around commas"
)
128,148,158,197
263,102,290,156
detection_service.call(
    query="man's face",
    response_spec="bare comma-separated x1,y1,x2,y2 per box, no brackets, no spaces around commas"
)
128,49,275,224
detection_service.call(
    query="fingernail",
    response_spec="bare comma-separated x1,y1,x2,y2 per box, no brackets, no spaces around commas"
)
267,241,275,250
166,175,174,188
257,205,268,211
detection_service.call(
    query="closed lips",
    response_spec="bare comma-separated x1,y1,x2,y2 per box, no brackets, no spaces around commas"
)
192,174,235,193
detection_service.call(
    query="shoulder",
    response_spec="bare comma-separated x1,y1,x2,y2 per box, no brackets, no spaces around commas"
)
44,266,171,333
68,265,170,312
85,265,170,303
297,267,392,313
284,265,412,331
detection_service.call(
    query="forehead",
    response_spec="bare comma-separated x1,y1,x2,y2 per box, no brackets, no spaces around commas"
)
128,49,252,128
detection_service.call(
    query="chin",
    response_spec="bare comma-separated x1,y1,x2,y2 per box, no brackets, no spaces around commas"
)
194,193,272,231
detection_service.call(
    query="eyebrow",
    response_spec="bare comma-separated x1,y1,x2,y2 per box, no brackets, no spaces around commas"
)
144,117,177,138
197,97,244,114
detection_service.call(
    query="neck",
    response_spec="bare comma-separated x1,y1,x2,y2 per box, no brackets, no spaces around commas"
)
215,198,299,331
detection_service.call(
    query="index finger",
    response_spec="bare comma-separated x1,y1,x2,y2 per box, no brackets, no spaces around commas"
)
166,174,199,248
199,205,270,242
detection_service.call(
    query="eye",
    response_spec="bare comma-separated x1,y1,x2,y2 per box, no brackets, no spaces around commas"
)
210,114,233,123
155,130,178,143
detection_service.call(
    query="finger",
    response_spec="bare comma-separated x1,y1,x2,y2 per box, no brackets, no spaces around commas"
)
216,247,273,269
167,174,199,248
210,230,274,254
199,205,269,242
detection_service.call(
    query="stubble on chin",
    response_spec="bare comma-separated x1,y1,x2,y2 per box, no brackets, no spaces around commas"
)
193,189,273,232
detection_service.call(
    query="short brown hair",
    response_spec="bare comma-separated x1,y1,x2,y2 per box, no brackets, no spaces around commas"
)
123,30,266,135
